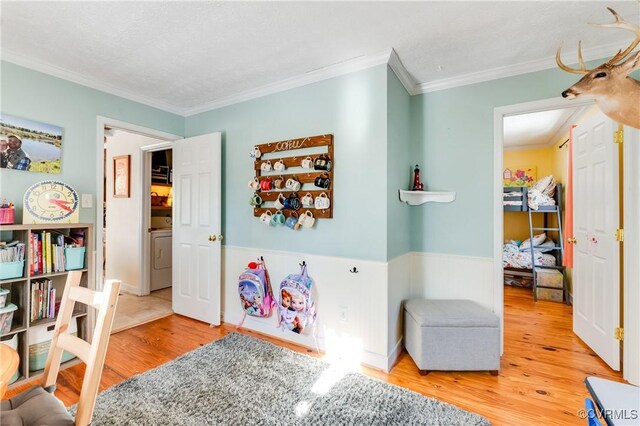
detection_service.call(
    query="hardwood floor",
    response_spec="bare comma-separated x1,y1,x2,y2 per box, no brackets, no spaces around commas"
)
6,286,622,425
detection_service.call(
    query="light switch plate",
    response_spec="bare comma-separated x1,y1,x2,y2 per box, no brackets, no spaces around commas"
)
81,194,92,208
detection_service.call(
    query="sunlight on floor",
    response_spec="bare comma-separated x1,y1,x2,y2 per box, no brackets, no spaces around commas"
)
295,329,364,418
321,328,363,372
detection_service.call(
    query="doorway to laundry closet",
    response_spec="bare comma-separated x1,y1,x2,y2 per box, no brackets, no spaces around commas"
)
102,126,175,333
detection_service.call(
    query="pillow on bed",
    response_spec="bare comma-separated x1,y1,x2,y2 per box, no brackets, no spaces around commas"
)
535,239,556,253
520,233,546,251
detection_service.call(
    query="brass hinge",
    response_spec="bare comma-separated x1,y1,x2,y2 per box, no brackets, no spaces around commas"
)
615,327,624,341
614,129,624,144
615,228,624,242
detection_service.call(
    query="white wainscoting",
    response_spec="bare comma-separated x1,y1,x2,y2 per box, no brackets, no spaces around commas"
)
410,252,494,311
387,252,412,370
222,246,391,371
220,247,492,371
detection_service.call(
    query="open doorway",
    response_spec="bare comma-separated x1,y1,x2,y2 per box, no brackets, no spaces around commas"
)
102,126,175,333
494,97,627,377
499,106,589,370
501,105,589,304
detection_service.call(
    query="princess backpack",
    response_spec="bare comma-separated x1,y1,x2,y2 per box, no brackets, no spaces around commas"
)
237,258,276,328
277,263,317,335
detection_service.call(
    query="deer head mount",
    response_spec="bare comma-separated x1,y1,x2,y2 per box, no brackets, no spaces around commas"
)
556,8,640,129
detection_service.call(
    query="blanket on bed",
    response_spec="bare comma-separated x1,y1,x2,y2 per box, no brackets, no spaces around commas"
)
527,175,557,210
503,240,556,269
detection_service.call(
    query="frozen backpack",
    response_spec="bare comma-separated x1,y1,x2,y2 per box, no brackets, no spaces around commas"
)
237,258,276,328
277,263,316,334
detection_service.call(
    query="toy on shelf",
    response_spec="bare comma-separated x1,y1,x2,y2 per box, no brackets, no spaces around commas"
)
412,164,424,191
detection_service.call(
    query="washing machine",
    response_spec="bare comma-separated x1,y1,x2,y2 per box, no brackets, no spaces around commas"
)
150,229,172,291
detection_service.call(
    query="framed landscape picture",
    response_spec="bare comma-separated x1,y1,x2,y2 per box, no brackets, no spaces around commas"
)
0,113,63,173
113,155,130,198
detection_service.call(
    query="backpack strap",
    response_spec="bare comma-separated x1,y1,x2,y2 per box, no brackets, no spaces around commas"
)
236,311,247,329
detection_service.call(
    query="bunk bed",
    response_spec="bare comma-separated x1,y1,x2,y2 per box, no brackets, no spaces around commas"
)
503,182,568,304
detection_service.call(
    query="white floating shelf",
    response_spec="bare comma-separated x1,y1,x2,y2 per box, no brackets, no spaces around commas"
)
399,190,456,205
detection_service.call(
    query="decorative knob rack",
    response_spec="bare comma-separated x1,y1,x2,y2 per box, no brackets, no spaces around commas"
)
252,134,334,220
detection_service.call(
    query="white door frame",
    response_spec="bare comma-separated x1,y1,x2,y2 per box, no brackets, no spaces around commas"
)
95,116,181,293
622,126,640,385
139,141,173,295
492,96,595,349
493,98,639,383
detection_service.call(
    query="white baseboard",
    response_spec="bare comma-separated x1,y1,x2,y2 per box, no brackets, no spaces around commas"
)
119,282,140,296
387,338,404,371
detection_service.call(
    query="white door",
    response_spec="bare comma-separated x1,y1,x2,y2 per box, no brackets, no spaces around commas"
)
172,133,222,325
573,111,620,370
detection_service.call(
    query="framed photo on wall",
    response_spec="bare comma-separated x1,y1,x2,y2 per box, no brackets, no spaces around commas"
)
0,113,63,173
113,154,130,198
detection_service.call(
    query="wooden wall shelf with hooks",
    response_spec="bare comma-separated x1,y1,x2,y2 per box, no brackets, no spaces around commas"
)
252,134,334,221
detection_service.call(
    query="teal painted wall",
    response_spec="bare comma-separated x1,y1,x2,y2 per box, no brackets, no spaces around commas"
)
4,57,620,261
386,68,411,260
409,64,602,257
0,61,184,223
186,65,389,261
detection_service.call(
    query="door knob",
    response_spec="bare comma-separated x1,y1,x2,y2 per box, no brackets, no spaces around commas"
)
218,235,224,241
208,235,217,242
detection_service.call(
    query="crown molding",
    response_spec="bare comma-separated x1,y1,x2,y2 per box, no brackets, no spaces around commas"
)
184,49,393,116
413,42,624,95
2,50,186,116
387,48,417,95
503,143,554,152
2,41,623,117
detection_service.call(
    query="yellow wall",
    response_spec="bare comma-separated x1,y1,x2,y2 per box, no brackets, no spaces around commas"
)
503,146,564,242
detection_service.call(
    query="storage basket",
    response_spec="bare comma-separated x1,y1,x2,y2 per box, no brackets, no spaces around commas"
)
0,260,24,280
536,287,563,302
0,303,17,334
64,247,86,270
151,192,169,207
29,319,77,371
0,287,9,308
0,333,19,384
535,269,563,289
0,207,15,224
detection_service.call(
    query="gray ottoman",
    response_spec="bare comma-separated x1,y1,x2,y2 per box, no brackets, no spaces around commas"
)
404,299,500,375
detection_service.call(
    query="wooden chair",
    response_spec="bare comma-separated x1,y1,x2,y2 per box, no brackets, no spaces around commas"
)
0,271,120,426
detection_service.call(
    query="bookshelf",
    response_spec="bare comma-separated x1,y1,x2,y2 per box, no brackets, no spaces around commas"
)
0,223,93,389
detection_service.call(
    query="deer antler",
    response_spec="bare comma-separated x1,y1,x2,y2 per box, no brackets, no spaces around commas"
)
556,41,590,74
592,8,640,66
556,8,640,74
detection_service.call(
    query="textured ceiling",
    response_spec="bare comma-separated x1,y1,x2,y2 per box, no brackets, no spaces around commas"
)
2,1,639,114
503,106,585,149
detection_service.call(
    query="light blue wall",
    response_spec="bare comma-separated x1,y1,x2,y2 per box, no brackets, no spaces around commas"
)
0,61,184,223
386,68,411,260
186,65,389,261
409,65,597,257
4,57,614,261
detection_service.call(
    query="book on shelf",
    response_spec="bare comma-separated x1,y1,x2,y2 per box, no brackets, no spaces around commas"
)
31,280,57,321
29,233,34,275
37,236,43,274
0,241,25,263
28,229,85,275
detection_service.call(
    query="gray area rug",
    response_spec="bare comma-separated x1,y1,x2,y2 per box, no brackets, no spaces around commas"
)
79,333,490,425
